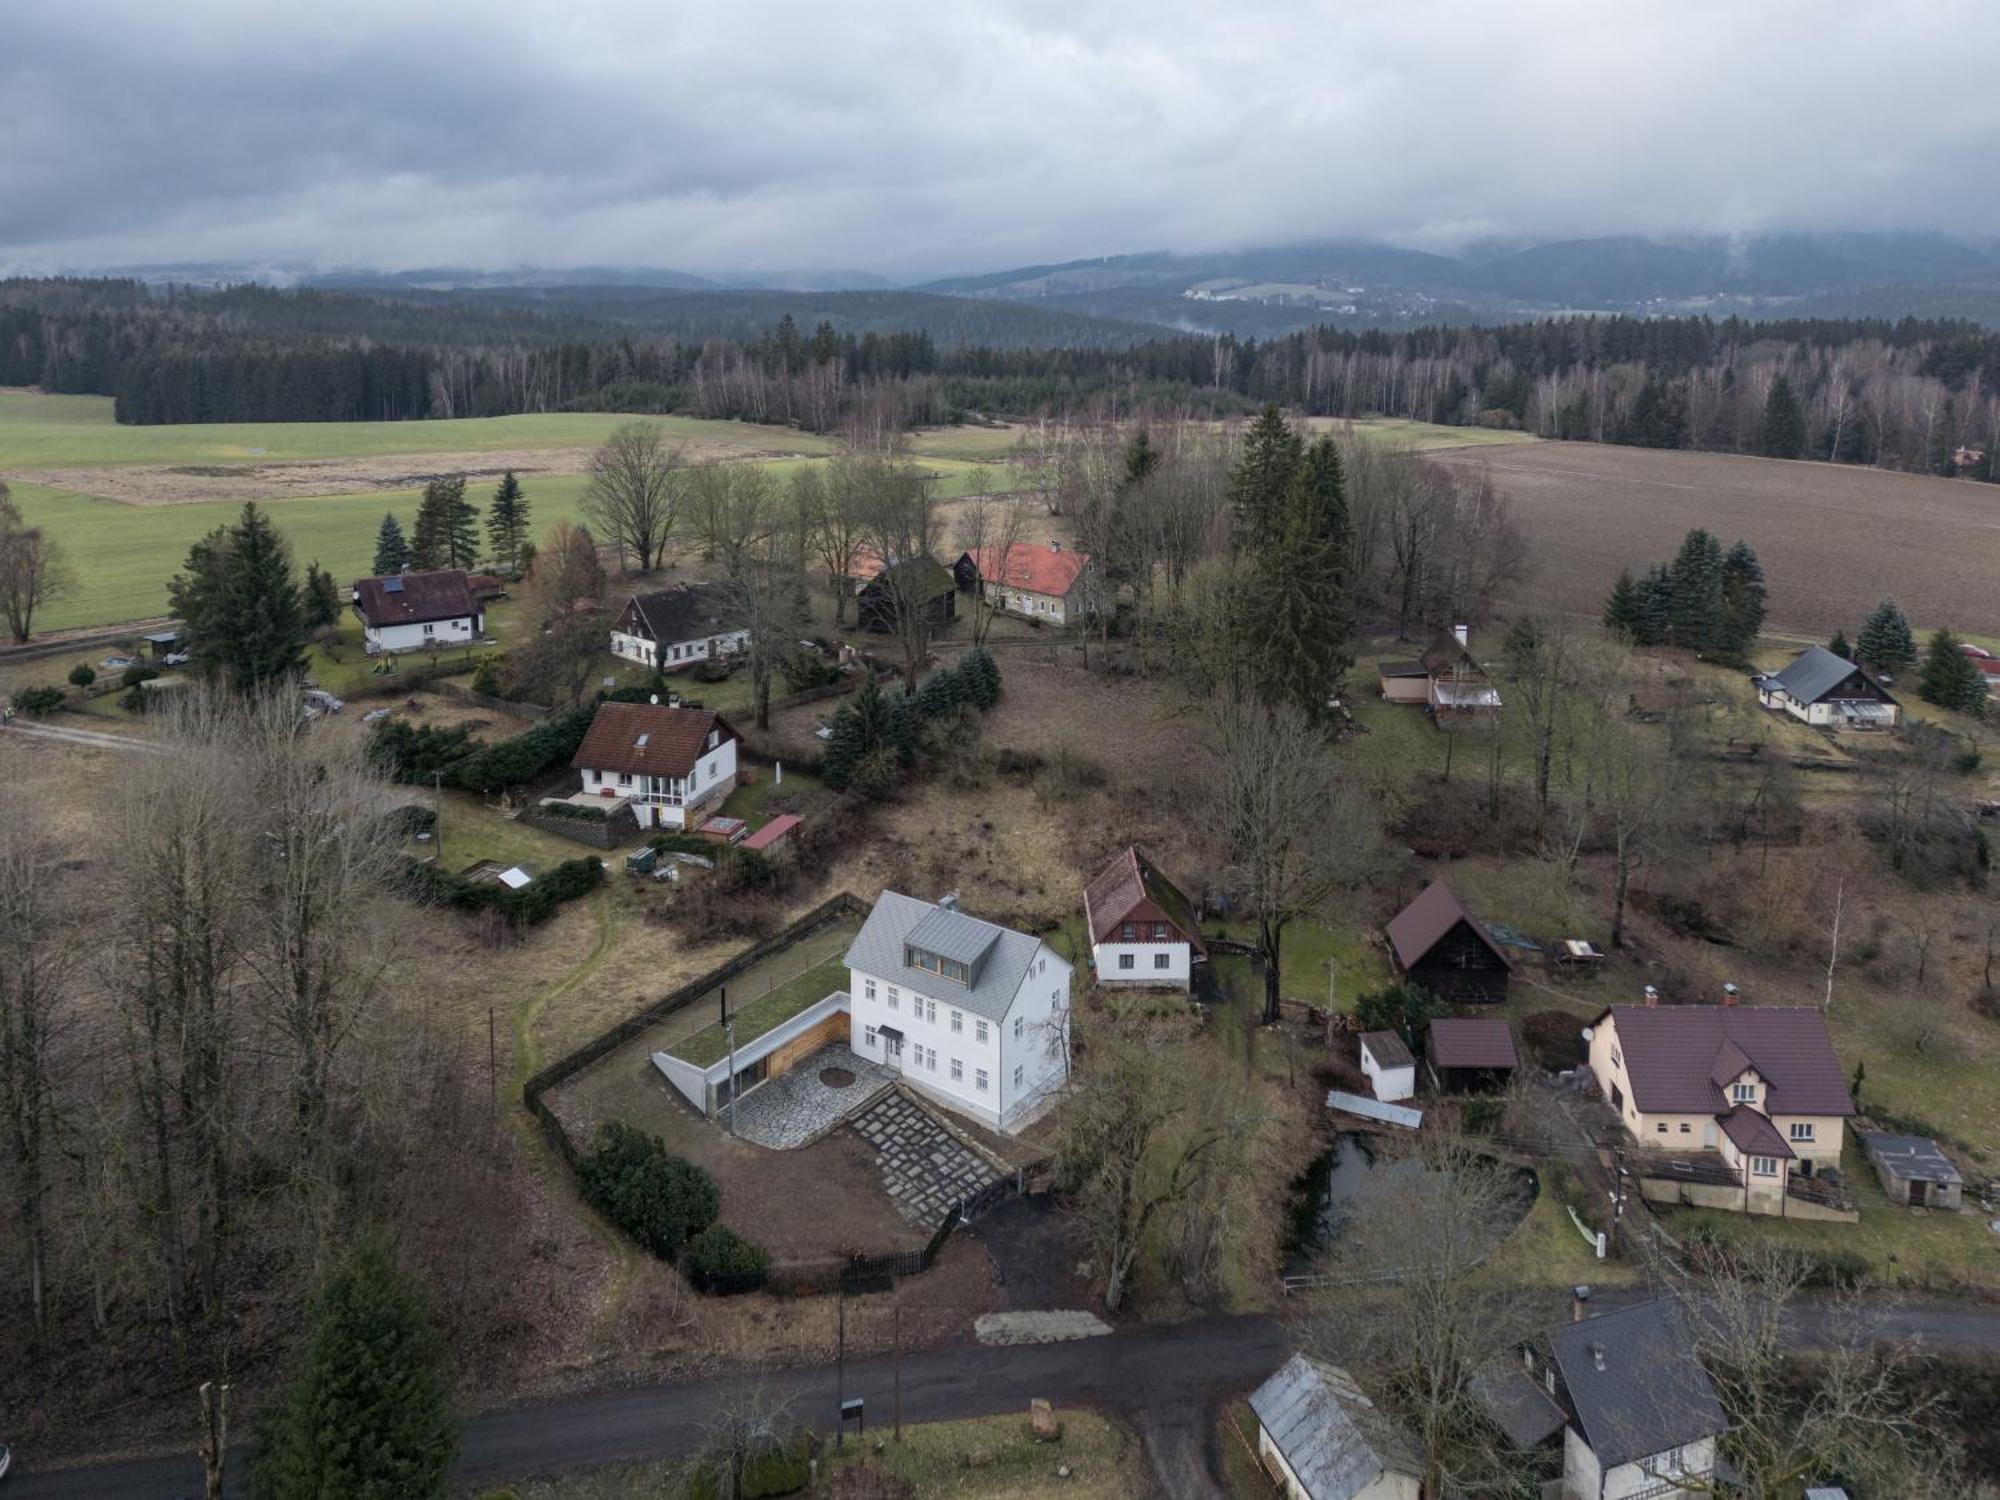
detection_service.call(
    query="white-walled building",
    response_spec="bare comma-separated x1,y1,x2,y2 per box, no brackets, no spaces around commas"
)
1083,846,1205,990
609,583,750,673
570,701,738,831
1247,1354,1423,1500
843,891,1071,1133
1755,646,1899,729
1550,1299,1726,1500
956,541,1095,626
351,570,483,655
1358,1032,1417,1103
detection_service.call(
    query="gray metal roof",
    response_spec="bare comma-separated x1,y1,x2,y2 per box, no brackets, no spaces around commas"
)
1770,646,1893,707
1551,1300,1726,1470
1249,1356,1422,1500
844,891,1049,1023
1858,1131,1963,1185
906,905,1001,969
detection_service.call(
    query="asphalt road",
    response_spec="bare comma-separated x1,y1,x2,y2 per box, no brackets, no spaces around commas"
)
7,1314,1293,1499
17,1296,2000,1498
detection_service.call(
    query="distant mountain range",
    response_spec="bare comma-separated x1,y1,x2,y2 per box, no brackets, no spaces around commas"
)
94,232,2000,338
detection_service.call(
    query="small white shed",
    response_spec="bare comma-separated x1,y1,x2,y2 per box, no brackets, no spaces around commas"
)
1359,1031,1417,1103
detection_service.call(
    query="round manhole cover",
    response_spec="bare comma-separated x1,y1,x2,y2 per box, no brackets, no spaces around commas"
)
819,1066,857,1089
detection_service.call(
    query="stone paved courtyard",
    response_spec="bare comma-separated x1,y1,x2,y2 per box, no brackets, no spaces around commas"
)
725,1044,895,1150
849,1090,1006,1226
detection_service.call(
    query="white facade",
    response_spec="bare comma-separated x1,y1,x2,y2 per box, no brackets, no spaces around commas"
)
1564,1426,1717,1500
846,946,1072,1133
611,626,750,671
1254,1426,1419,1500
1359,1040,1417,1104
1091,938,1191,989
581,734,737,830
363,613,479,655
986,583,1083,626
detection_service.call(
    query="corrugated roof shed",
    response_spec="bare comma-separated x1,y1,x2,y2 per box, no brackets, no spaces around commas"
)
1386,880,1513,972
1858,1131,1963,1185
1550,1300,1726,1470
1248,1355,1423,1500
739,813,801,852
844,891,1050,1023
1428,1018,1518,1071
1593,1006,1854,1117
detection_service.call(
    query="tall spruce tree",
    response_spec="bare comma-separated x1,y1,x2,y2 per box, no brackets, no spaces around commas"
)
1918,629,1987,716
1856,599,1917,673
410,475,478,571
1242,435,1353,721
1603,567,1641,637
1666,528,1725,653
1227,404,1303,552
485,470,531,576
1760,375,1806,459
1827,629,1854,661
371,512,410,575
168,502,308,691
256,1228,456,1500
1633,564,1673,646
1715,540,1767,664
302,560,342,631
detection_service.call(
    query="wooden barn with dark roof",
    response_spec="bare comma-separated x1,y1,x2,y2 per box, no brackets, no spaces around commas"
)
1385,879,1513,1003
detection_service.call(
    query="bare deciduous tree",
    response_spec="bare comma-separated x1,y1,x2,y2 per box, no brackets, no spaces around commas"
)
0,482,77,644
857,461,944,691
580,422,687,573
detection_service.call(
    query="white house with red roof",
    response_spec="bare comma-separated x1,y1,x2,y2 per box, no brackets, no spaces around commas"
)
570,700,738,831
956,541,1096,625
1083,846,1205,990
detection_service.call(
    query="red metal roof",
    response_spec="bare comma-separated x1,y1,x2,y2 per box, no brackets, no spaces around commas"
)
968,542,1091,599
1386,880,1512,972
740,814,801,851
1592,1005,1854,1118
570,702,735,780
1427,1018,1518,1070
1083,846,1204,953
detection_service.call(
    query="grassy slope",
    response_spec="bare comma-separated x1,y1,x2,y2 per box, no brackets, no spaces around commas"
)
668,956,850,1066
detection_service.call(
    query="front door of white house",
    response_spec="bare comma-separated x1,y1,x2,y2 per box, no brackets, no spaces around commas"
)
878,1026,904,1068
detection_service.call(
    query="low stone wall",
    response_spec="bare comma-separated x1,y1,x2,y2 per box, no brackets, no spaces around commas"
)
1640,1173,1859,1222
519,802,640,850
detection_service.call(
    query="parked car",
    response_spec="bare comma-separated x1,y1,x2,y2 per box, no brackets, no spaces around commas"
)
362,706,392,723
163,650,191,666
302,688,345,715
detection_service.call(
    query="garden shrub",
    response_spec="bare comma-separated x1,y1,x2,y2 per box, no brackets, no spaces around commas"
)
1353,983,1445,1043
66,663,95,689
537,801,608,822
686,1442,810,1500
399,855,603,927
1520,1009,1588,1070
684,1225,770,1294
14,686,65,716
451,704,596,793
577,1122,719,1260
469,654,506,696
121,662,160,689
691,657,733,684
1460,1095,1504,1135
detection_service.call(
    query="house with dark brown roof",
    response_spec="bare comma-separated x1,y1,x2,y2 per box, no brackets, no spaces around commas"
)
1425,1017,1518,1093
955,541,1096,626
1420,626,1502,726
351,569,483,655
1083,847,1205,990
1386,880,1512,1003
1586,999,1855,1215
570,701,739,831
608,583,749,673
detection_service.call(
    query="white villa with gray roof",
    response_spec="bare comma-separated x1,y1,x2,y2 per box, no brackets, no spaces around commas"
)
845,891,1072,1133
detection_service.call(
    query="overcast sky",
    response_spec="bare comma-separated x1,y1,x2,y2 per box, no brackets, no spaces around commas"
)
6,1,1998,279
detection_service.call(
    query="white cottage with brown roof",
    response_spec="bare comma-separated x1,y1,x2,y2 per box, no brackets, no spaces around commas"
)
351,569,483,655
1083,847,1205,990
570,701,738,831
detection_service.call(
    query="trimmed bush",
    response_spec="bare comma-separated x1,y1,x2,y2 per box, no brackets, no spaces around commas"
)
14,686,65,717
399,855,603,927
66,663,95,689
684,1225,770,1294
577,1122,719,1259
121,663,160,689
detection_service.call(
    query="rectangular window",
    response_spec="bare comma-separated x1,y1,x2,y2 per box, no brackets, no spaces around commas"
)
1014,1016,1023,1039
865,979,877,1002
1678,1123,1691,1134
1611,1048,1622,1069
1118,953,1135,971
950,1010,963,1034
975,1070,988,1093
976,1021,989,1045
422,622,435,636
1732,1082,1756,1103
1120,923,1135,941
1656,1122,1668,1134
618,772,632,786
950,1057,963,1082
1154,952,1170,970
1152,922,1168,940
864,1026,877,1048
1788,1122,1815,1142
924,998,937,1024
1751,1156,1779,1177
887,989,899,1013
1013,1064,1024,1088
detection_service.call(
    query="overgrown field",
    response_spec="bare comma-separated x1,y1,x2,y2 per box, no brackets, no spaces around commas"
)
1426,439,2000,637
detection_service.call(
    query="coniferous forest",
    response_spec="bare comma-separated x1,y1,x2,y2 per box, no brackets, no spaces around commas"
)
6,276,2000,477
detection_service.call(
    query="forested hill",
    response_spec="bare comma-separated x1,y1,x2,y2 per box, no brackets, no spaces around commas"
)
8,276,2000,483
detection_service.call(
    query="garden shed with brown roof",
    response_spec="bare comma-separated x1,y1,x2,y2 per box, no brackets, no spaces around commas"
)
1386,880,1512,1003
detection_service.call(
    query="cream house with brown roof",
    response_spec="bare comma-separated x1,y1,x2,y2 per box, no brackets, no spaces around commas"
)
1586,1000,1854,1216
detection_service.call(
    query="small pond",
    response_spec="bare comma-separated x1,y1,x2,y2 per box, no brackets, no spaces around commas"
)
1284,1131,1538,1276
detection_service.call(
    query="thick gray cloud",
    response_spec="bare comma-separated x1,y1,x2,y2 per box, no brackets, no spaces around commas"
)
5,0,1998,277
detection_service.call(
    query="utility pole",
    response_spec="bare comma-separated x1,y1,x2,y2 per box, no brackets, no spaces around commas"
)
835,1288,846,1450
432,771,443,865
1823,876,1844,1013
724,1021,738,1137
893,1295,903,1442
198,1380,229,1500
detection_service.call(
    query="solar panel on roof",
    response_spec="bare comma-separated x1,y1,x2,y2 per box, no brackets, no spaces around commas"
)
383,577,404,593
635,733,649,748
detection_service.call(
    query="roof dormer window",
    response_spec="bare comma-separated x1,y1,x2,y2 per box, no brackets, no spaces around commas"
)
906,946,969,985
1731,1081,1756,1104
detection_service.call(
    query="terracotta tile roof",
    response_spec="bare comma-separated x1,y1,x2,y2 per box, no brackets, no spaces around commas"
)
352,569,478,627
1717,1104,1792,1160
1083,847,1205,954
1386,880,1512,972
1593,1005,1855,1118
967,542,1091,598
570,702,736,780
1427,1017,1518,1071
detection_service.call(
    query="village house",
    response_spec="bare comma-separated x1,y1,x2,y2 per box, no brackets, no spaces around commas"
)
856,556,958,635
1247,1354,1424,1500
1386,879,1513,1003
569,700,738,831
1083,846,1205,990
954,540,1095,625
1422,626,1502,725
1755,645,1900,729
608,583,749,673
1358,1031,1417,1103
350,569,483,655
1858,1130,1964,1209
1425,1017,1518,1094
844,891,1071,1133
1548,1297,1728,1500
1585,997,1855,1216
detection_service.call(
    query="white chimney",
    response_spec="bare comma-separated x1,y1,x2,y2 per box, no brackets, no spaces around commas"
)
1453,623,1469,648
1643,985,1660,1008
938,890,961,912
649,694,660,706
